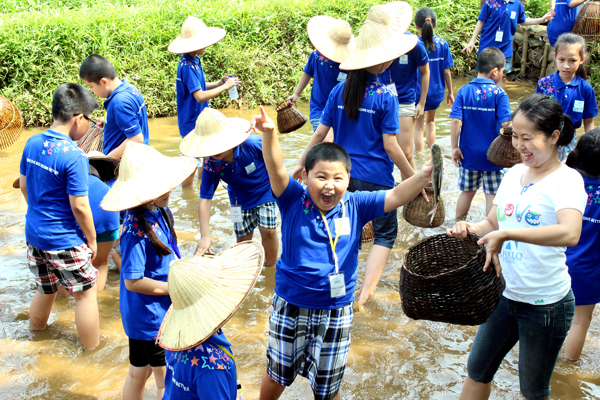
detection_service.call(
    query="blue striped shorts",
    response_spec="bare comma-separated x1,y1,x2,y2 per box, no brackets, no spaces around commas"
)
266,294,353,400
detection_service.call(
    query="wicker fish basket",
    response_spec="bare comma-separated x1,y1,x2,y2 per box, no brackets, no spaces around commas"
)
403,185,445,228
399,233,505,326
361,221,374,244
0,95,24,150
573,0,600,43
77,125,104,153
275,101,307,134
487,126,522,168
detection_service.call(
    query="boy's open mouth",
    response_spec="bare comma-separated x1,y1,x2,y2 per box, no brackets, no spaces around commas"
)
321,193,334,206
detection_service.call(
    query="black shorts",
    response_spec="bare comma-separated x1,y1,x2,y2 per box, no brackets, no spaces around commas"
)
129,338,166,368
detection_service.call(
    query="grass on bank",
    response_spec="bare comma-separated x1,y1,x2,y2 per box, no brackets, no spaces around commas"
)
0,0,587,126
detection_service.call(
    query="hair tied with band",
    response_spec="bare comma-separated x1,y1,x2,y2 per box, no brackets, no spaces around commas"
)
425,18,432,22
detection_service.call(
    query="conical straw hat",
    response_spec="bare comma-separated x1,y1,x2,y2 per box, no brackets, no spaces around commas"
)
168,16,226,54
101,142,197,211
87,150,121,183
179,108,251,158
0,95,24,150
157,241,265,351
307,16,356,63
367,1,413,34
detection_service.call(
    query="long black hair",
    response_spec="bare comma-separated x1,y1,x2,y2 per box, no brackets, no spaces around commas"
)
342,69,368,121
415,7,437,52
512,94,575,147
134,205,177,257
566,128,600,176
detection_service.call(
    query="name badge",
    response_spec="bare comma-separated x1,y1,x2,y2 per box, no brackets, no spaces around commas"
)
231,206,243,223
495,30,504,42
245,162,256,174
329,273,346,298
337,72,348,82
399,55,408,64
386,83,398,96
573,100,585,113
510,11,516,19
334,217,351,236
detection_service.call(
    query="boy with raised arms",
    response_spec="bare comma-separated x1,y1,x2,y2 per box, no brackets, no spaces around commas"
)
79,54,150,158
252,104,431,400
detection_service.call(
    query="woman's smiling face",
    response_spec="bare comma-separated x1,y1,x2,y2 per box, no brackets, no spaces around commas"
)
511,111,559,168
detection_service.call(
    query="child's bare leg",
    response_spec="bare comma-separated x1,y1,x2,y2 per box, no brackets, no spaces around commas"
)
56,286,70,298
152,365,166,400
565,304,595,360
181,167,197,187
459,376,492,400
94,240,115,291
123,364,152,400
425,110,437,147
72,285,99,350
414,114,426,153
484,193,496,217
358,245,392,305
259,370,286,400
29,291,57,330
258,226,279,267
456,190,477,219
398,116,416,178
112,248,122,271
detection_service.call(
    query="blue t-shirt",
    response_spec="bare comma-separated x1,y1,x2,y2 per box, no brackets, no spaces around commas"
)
88,174,120,235
378,38,429,104
535,72,598,130
163,330,237,400
303,50,347,120
478,0,526,57
103,79,150,155
119,208,175,341
275,178,387,309
176,54,208,138
20,130,89,251
449,78,512,171
416,35,454,109
547,0,578,46
321,72,399,188
566,174,600,305
200,134,275,210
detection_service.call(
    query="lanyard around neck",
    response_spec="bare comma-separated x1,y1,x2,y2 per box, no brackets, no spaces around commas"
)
158,211,181,259
215,344,244,400
318,201,346,274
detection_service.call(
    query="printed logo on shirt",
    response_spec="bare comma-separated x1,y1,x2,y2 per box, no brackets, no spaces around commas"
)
123,213,163,240
586,185,600,206
475,84,502,101
537,76,556,98
316,50,331,66
499,202,541,226
500,240,523,261
524,210,542,226
515,204,531,222
485,0,504,10
40,138,79,157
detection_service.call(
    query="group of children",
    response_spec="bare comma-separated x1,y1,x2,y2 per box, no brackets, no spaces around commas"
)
16,1,600,400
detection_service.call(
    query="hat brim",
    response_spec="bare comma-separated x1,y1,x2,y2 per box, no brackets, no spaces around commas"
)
340,33,418,71
168,27,226,54
156,242,265,351
101,155,197,212
307,16,356,64
179,117,251,158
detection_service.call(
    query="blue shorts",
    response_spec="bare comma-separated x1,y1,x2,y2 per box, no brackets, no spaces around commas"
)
457,167,504,194
310,117,321,132
97,229,119,243
424,98,443,112
467,291,574,400
348,177,396,249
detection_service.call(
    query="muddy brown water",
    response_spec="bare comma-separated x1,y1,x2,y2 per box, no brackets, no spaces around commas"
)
1,78,600,399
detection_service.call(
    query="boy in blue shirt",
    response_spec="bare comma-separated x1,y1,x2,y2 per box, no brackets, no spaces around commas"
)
79,54,150,158
463,0,553,88
252,106,432,400
169,16,239,186
450,47,512,219
19,83,100,350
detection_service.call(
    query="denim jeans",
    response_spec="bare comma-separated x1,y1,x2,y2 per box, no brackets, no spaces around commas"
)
310,117,321,132
467,290,575,400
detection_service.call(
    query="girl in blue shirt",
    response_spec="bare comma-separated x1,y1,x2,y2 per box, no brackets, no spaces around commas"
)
413,7,455,152
564,128,600,361
547,0,587,46
536,33,598,160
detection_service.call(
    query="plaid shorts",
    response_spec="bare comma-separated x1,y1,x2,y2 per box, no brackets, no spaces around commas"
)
27,243,98,294
267,294,353,400
233,201,278,237
457,167,505,194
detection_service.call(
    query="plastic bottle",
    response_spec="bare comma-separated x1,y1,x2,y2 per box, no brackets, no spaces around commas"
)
228,76,239,100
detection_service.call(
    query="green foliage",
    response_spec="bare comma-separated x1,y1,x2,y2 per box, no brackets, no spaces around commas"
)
0,0,596,126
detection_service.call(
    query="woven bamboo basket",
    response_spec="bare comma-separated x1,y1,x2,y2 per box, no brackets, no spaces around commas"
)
275,101,307,134
399,233,505,326
573,0,600,42
77,125,104,153
0,96,24,150
361,221,374,244
487,127,522,168
403,185,445,228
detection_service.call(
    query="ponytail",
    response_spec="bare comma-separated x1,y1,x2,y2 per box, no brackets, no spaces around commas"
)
134,205,177,257
415,7,437,52
566,127,600,176
342,69,367,121
556,114,575,147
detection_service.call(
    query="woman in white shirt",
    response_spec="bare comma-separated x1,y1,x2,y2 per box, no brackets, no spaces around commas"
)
448,94,587,400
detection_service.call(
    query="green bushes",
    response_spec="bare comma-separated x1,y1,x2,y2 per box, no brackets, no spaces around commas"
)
0,0,580,126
